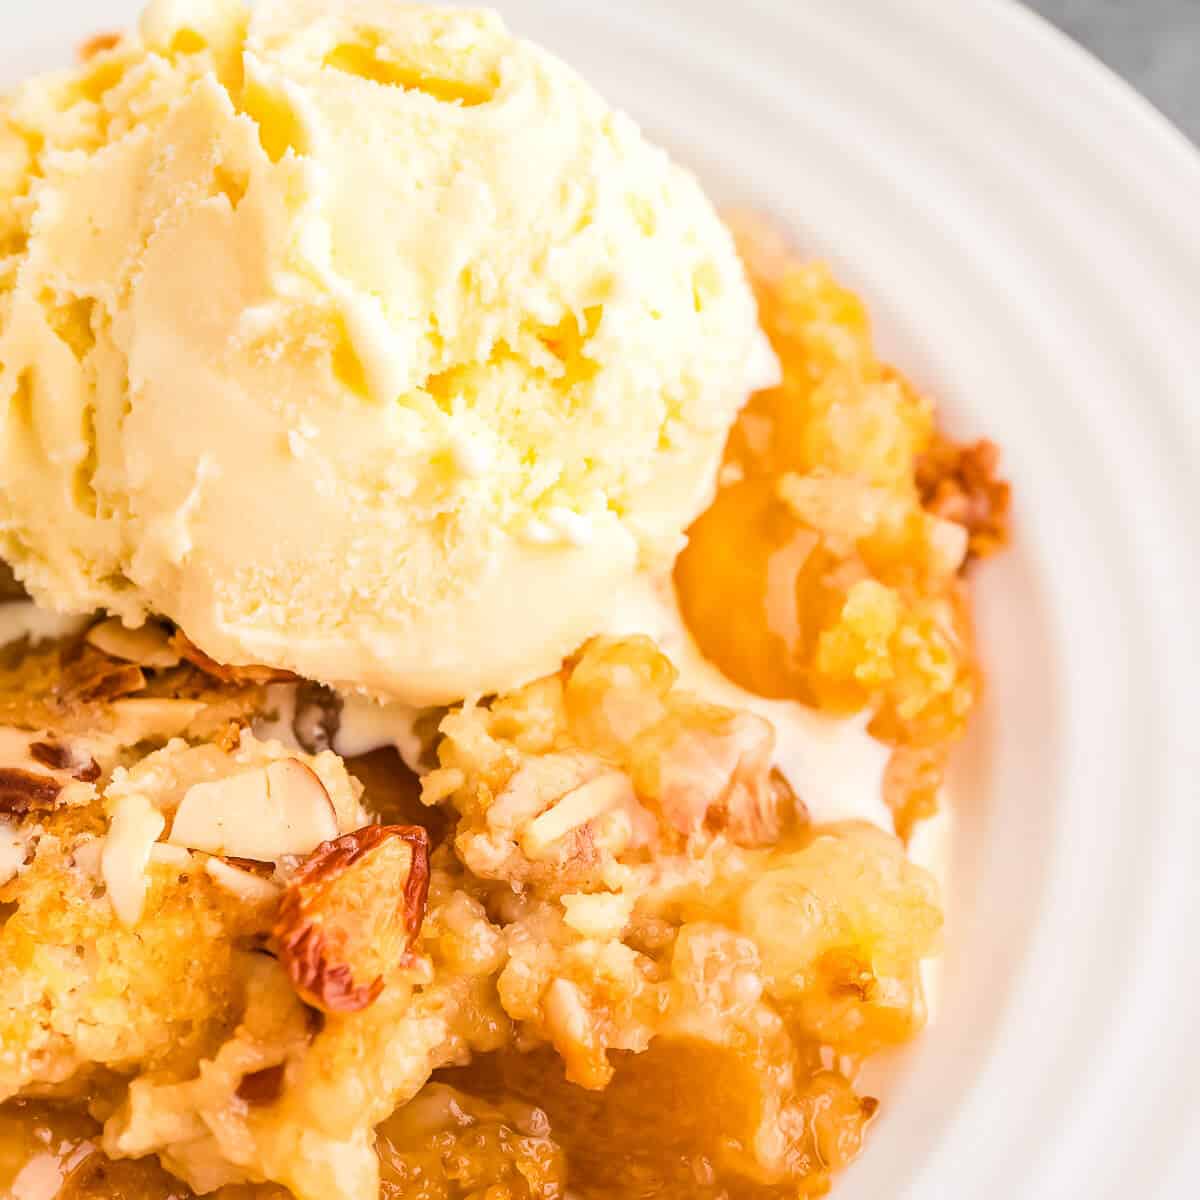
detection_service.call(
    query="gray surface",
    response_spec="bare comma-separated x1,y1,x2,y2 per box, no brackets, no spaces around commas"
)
1024,0,1199,142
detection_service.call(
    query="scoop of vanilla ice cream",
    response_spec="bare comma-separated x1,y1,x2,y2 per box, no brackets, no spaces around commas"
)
0,0,766,704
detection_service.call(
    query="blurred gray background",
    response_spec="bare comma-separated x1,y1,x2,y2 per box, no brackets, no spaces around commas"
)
1025,0,1199,142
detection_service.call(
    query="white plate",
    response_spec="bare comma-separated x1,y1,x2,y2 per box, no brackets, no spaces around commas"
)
4,2,1200,1198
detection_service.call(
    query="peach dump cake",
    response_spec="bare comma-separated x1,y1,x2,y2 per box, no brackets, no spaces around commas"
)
0,3,1009,1198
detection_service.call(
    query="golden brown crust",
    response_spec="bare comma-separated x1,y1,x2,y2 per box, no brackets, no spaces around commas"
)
274,825,431,1014
917,437,1012,562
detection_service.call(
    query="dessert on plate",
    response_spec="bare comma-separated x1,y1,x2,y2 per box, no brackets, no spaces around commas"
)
0,3,1009,1197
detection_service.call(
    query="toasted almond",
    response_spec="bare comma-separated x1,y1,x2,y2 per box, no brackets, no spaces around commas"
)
149,842,192,870
172,631,299,686
520,772,633,860
168,759,338,861
206,856,283,905
71,836,105,879
29,740,101,782
108,698,206,744
58,654,147,704
0,822,28,887
101,794,166,925
274,825,430,1013
543,977,612,1090
0,767,63,815
637,706,783,847
0,729,101,809
86,618,182,670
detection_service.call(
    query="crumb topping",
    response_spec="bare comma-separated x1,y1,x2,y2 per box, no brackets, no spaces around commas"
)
0,626,942,1200
0,217,1004,1200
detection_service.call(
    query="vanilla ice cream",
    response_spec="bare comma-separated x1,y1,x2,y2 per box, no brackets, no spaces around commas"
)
0,0,766,704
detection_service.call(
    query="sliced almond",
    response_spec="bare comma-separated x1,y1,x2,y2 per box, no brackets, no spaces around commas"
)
520,772,633,861
101,794,166,926
0,822,28,887
149,842,192,868
71,836,105,879
206,856,283,905
86,618,182,670
543,977,612,1090
169,759,338,861
58,653,147,704
109,698,206,744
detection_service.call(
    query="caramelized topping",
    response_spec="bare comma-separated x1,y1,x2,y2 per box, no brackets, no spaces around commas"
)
236,1063,287,1107
170,632,300,686
917,436,1012,562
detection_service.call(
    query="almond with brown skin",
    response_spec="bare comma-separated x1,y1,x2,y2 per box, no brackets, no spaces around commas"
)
274,825,430,1014
29,740,101,782
0,768,62,815
171,631,299,686
57,655,147,705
